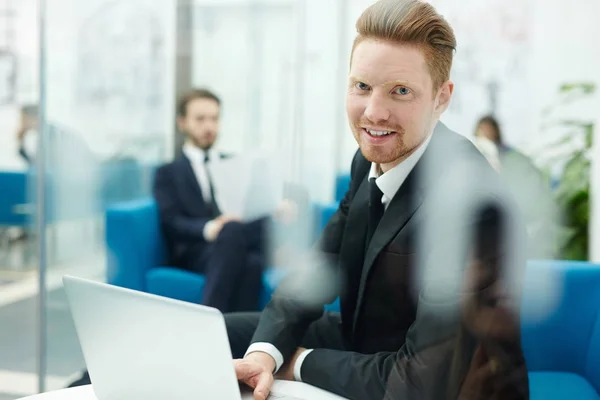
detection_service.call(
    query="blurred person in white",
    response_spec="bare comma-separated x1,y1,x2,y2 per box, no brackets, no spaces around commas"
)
14,104,98,223
16,104,39,164
474,115,559,259
225,1,529,399
16,104,96,169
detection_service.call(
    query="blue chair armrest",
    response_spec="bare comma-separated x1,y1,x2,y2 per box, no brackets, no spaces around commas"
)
522,260,600,377
106,198,166,291
312,202,339,240
260,268,340,312
335,174,351,203
146,267,206,304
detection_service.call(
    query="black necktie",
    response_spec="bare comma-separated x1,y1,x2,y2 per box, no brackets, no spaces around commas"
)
366,178,384,247
203,152,221,217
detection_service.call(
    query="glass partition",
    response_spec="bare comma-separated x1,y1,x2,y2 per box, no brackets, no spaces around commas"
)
0,0,42,397
0,0,346,397
37,0,177,393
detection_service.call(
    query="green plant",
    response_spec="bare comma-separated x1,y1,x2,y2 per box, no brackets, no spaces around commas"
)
539,82,596,260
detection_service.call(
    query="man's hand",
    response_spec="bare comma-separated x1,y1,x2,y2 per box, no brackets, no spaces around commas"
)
274,199,298,224
234,352,276,400
204,215,241,242
275,347,307,381
16,126,28,143
459,344,529,400
216,214,241,226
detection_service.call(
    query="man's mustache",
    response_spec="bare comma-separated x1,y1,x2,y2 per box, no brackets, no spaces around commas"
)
355,119,404,133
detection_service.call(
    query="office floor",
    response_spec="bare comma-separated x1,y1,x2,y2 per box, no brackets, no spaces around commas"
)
0,229,104,400
0,394,23,400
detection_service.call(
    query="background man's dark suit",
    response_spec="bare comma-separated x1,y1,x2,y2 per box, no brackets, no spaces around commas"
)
227,123,527,400
153,154,266,313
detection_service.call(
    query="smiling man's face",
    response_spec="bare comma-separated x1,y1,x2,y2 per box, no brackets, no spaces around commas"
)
346,38,453,172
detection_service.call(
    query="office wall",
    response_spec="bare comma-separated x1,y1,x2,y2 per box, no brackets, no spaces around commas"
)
1,0,598,206
192,0,343,203
531,0,600,261
49,0,177,163
0,0,177,168
0,0,38,171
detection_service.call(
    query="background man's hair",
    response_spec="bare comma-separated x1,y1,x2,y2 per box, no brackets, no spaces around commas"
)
352,0,456,90
177,88,221,117
477,115,503,144
21,104,39,118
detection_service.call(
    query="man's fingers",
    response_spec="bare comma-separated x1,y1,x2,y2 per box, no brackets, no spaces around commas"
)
233,358,273,400
234,360,255,381
471,360,496,382
253,371,274,400
467,345,486,374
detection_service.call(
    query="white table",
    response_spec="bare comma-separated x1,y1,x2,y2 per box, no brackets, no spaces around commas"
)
17,386,93,400
17,381,348,400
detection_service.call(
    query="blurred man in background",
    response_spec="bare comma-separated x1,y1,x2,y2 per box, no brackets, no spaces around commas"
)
153,88,267,314
67,87,302,391
15,103,96,170
474,115,559,259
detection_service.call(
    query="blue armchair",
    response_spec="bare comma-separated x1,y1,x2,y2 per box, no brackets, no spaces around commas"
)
105,197,342,309
0,171,30,252
106,198,206,303
522,260,600,399
335,173,351,203
0,171,29,227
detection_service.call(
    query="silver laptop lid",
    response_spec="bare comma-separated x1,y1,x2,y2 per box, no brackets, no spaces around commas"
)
63,275,241,400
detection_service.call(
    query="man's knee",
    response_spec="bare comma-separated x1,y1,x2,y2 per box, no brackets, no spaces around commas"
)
216,221,246,246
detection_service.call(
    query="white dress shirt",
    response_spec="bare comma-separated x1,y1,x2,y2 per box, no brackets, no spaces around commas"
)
182,143,219,241
183,143,215,203
22,129,38,161
368,132,433,209
245,133,433,381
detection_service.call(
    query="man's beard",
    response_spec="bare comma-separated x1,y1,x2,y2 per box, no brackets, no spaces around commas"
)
352,121,408,164
189,134,216,151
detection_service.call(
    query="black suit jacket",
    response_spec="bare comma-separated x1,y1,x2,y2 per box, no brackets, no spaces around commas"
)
153,154,228,265
252,123,527,399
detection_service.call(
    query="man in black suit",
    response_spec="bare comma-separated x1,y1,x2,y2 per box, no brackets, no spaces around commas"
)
226,1,529,399
153,88,269,313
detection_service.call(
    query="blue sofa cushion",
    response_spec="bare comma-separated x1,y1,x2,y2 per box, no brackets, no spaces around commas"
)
521,260,600,374
260,268,340,312
335,174,350,203
529,372,600,400
106,198,166,291
146,267,205,304
312,202,339,240
0,171,28,226
586,308,600,392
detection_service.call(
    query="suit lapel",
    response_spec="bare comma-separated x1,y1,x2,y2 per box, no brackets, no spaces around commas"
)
341,176,370,274
177,156,208,215
352,169,425,330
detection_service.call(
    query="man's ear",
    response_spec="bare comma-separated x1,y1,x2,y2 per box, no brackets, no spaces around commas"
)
435,81,454,115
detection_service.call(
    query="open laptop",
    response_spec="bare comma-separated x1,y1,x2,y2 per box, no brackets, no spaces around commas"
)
63,275,258,400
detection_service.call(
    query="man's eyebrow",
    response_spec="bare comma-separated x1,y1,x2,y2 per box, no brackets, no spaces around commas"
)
349,75,366,82
384,80,412,86
349,76,413,87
